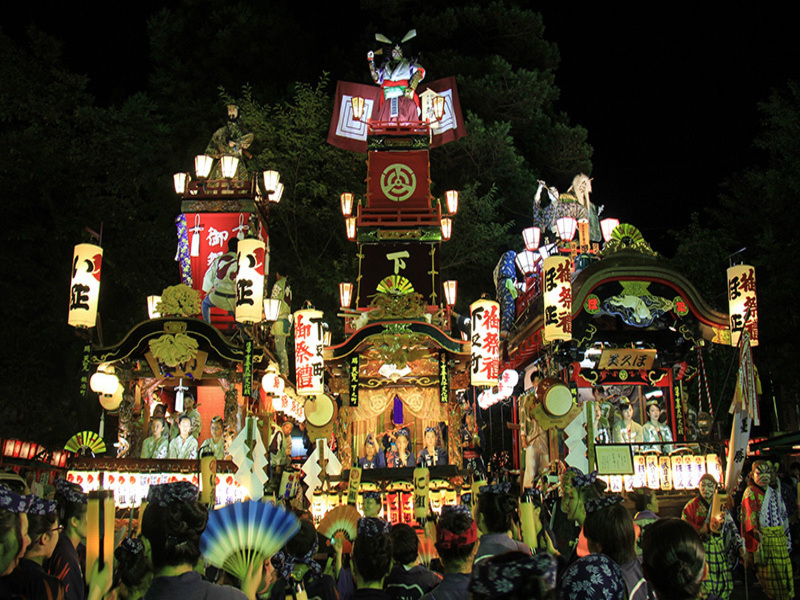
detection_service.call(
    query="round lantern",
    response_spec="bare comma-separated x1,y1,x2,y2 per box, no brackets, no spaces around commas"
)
99,382,124,411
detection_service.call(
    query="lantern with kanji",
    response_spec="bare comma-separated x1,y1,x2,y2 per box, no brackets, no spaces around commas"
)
68,243,103,328
234,238,266,323
542,256,572,342
727,264,758,346
294,308,325,395
469,299,500,387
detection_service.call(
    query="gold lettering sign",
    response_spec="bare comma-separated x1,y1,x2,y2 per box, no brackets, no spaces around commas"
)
597,348,656,370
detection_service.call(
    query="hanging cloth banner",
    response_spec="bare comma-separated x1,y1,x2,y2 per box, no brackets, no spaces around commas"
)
439,353,449,404
542,256,572,342
349,356,360,407
295,309,325,395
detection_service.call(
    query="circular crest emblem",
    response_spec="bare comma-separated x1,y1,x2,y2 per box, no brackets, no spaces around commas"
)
380,163,416,202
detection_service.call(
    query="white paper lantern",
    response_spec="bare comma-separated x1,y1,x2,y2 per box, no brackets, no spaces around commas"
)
470,299,500,387
68,243,103,328
542,256,572,342
727,264,758,346
294,309,325,395
234,239,266,323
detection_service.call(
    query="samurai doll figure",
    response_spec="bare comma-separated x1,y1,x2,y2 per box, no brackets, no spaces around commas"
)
368,30,425,122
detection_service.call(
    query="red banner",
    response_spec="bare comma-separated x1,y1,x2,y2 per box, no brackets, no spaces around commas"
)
367,151,430,209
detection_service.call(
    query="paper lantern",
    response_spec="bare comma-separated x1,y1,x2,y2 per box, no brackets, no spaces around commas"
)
645,454,660,489
470,299,500,387
556,217,577,241
99,382,123,412
264,298,281,322
727,264,758,346
443,280,457,306
147,295,161,319
272,182,284,204
445,190,458,214
413,468,430,521
345,217,357,241
659,456,673,491
234,239,266,323
432,95,445,121
351,97,365,121
515,251,538,276
195,154,213,178
339,282,354,309
542,256,572,342
262,170,281,193
294,309,325,395
68,243,103,328
706,454,722,483
261,371,285,397
600,218,619,243
86,490,115,585
522,226,540,251
220,155,239,179
633,455,647,488
340,193,354,216
173,172,188,194
440,217,452,241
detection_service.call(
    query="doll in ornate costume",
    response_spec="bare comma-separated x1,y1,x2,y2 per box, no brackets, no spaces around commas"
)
641,399,673,453
368,30,425,122
742,460,793,600
461,412,486,479
612,399,643,445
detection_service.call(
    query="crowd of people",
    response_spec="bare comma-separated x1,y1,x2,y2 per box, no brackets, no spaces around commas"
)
2,457,797,600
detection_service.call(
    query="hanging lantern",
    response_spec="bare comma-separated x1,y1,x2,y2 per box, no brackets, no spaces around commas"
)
261,369,285,396
339,282,354,309
659,456,673,491
99,382,124,412
271,182,284,204
68,243,103,328
220,155,239,179
351,96,366,121
195,155,213,178
173,172,189,194
262,170,281,194
542,256,572,342
441,217,452,241
86,490,115,586
727,264,758,346
340,193,354,216
645,454,660,489
432,95,445,121
345,217,357,241
470,299,500,387
671,455,688,490
445,190,458,215
555,217,577,241
234,239,266,323
443,280,457,306
90,370,119,395
600,218,619,243
515,251,538,276
706,453,722,483
295,308,325,395
522,226,541,251
147,295,161,319
264,298,281,322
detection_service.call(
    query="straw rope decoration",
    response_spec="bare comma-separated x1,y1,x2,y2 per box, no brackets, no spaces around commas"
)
200,500,300,582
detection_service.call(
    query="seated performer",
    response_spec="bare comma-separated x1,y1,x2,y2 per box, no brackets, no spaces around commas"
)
199,416,226,460
642,399,673,453
358,434,386,469
386,428,413,468
141,417,169,459
417,427,447,467
168,415,198,459
612,399,643,445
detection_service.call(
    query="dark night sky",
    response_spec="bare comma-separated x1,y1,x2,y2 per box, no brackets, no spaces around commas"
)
6,4,800,253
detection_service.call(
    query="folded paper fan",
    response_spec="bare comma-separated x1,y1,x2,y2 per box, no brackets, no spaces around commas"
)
201,500,300,582
317,504,360,542
417,530,438,567
65,431,106,455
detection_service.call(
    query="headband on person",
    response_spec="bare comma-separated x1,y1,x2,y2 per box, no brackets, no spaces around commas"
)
27,496,57,516
146,481,199,507
572,470,598,488
469,552,558,595
395,428,410,438
363,491,381,502
436,519,478,549
585,494,623,514
560,554,625,599
460,492,472,506
56,479,88,504
442,504,472,518
274,534,321,581
479,481,511,495
357,517,391,538
424,427,438,435
119,537,144,555
0,485,32,514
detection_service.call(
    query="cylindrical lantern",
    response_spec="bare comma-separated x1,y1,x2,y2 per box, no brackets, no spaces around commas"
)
646,454,660,490
345,217,357,241
727,264,758,346
195,154,213,178
220,155,239,179
432,95,445,121
542,256,572,342
443,280,457,306
262,170,281,193
339,282,354,309
86,490,115,585
173,172,188,194
351,96,365,120
441,217,452,241
659,456,673,491
470,299,500,387
261,371,285,396
705,454,722,483
445,190,458,215
515,251,538,276
271,182,284,204
519,491,539,550
234,239,266,323
264,298,281,322
294,308,325,395
413,467,430,521
147,295,161,319
340,193,354,216
200,455,217,505
556,217,577,241
522,226,541,251
600,218,619,243
68,243,103,328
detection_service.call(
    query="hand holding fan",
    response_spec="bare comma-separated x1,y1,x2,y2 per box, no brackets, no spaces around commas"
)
201,500,300,582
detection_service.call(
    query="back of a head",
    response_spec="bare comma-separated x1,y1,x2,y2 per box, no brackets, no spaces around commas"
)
141,500,208,570
471,551,557,600
641,518,705,600
435,510,477,568
390,523,419,565
352,531,393,585
55,480,87,526
559,553,625,600
583,502,636,565
631,489,651,513
285,517,317,558
478,491,517,533
114,537,153,593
